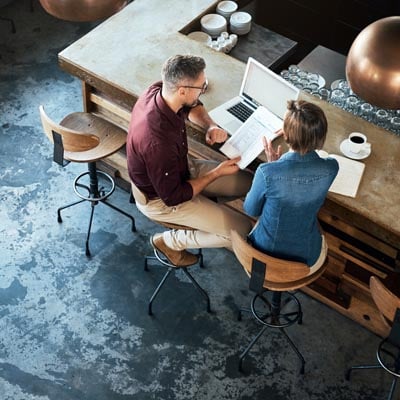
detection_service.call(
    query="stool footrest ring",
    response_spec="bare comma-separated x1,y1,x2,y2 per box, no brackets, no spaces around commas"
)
73,170,115,202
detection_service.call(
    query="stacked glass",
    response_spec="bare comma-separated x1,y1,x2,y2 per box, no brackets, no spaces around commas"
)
279,68,400,136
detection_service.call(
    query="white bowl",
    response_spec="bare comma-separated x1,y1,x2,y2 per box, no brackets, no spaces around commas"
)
216,1,238,18
230,25,251,35
201,13,227,38
230,11,252,27
201,13,227,30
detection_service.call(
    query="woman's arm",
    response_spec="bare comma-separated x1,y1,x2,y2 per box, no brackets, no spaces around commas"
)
243,167,267,217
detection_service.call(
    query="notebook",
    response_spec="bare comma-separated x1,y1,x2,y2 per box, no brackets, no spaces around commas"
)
316,150,365,198
209,57,300,135
219,105,283,169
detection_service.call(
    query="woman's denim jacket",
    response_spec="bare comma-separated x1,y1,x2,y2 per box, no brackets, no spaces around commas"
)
244,151,339,266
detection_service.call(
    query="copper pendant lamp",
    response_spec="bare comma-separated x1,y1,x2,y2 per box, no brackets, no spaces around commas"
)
39,0,128,22
346,16,400,109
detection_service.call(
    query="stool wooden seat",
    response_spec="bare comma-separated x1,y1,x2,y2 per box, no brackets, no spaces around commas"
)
39,105,136,257
346,275,400,400
231,230,328,374
130,182,210,316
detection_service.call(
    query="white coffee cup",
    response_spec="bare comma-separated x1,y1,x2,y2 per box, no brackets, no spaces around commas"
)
348,132,371,154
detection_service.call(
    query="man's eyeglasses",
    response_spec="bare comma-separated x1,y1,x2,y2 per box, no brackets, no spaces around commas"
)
182,79,208,94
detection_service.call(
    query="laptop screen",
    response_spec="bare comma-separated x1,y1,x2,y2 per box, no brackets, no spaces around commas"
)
240,57,299,119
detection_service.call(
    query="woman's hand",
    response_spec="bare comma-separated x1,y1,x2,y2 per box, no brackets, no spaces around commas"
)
263,135,282,162
205,126,228,145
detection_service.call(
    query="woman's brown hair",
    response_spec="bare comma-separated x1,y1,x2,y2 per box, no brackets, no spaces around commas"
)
283,100,327,155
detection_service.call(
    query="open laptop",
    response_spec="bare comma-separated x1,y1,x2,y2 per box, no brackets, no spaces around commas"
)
209,57,300,135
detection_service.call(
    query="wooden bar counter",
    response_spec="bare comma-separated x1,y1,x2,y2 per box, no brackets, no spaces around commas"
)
58,0,400,336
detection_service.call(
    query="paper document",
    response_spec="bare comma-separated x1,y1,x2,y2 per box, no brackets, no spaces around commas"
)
317,151,365,198
219,106,282,169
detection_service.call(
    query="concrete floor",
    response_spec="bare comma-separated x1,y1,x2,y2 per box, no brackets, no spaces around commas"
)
0,1,394,399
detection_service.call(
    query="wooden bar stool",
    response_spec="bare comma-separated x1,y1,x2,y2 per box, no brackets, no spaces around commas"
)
231,230,328,374
346,275,400,400
39,105,136,257
130,182,211,316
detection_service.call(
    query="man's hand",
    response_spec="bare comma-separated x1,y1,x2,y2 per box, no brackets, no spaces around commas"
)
215,156,241,176
263,135,282,162
188,156,241,196
206,126,228,145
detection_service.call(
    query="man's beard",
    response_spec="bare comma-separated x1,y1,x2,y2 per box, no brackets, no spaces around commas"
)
185,99,200,108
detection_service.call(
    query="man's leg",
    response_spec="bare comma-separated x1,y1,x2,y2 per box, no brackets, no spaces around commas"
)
137,195,253,250
189,159,253,198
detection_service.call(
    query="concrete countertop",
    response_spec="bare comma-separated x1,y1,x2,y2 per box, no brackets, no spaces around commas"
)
58,0,400,246
59,0,247,110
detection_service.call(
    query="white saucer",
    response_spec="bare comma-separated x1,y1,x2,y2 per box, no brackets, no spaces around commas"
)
340,139,371,160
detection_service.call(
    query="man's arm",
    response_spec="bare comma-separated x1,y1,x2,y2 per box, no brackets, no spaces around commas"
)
188,104,228,145
188,156,241,197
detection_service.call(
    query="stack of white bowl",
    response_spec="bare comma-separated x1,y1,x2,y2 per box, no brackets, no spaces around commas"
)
216,1,238,19
200,14,227,38
230,11,252,35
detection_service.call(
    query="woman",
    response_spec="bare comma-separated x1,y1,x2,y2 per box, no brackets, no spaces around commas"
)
243,100,339,267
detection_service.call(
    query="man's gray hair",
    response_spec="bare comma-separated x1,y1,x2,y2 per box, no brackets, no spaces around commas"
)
161,54,206,92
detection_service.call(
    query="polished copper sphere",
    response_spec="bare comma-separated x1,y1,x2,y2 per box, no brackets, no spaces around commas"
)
39,0,128,22
346,16,400,109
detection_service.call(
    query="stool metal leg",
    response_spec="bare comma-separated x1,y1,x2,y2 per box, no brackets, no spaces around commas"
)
57,161,135,256
388,377,398,400
238,325,268,372
346,364,382,381
57,199,86,222
182,269,211,313
198,248,204,268
280,327,305,374
85,203,96,257
148,268,173,316
347,339,400,399
145,249,209,315
238,290,304,373
101,199,136,231
0,17,16,33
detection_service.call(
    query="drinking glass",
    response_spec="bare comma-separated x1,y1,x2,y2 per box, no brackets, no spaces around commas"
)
311,91,322,99
288,64,300,74
375,109,390,129
280,69,289,80
297,78,309,89
318,88,330,101
288,73,300,87
359,102,374,122
306,82,319,92
297,70,308,80
329,89,346,108
337,79,351,96
307,72,319,83
390,116,400,135
344,95,360,115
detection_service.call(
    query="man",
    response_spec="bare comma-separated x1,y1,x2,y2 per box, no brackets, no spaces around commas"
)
127,54,253,267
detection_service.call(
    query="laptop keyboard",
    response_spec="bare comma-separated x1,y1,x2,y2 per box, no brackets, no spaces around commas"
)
227,102,254,123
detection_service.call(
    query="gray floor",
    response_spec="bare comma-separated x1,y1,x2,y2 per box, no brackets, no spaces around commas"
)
0,1,394,399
